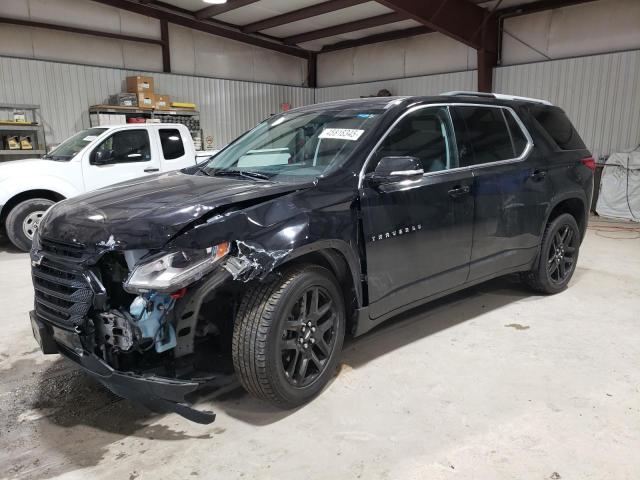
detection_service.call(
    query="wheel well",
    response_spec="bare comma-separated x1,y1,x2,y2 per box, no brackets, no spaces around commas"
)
547,198,586,240
0,190,65,231
282,249,358,334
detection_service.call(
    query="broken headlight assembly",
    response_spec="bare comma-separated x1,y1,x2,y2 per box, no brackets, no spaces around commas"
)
124,242,230,293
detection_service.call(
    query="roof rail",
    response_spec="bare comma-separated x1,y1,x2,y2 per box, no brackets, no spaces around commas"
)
441,91,553,106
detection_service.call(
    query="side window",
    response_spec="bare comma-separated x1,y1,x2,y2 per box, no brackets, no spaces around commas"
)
504,109,529,156
159,129,185,160
528,105,586,150
92,130,151,164
454,106,515,166
374,106,455,173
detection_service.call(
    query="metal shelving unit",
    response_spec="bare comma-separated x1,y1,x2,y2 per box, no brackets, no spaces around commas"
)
0,104,46,162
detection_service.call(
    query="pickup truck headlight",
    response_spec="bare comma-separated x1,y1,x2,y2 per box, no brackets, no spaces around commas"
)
124,242,230,293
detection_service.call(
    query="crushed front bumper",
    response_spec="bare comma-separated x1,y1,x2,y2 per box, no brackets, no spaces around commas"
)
30,311,224,424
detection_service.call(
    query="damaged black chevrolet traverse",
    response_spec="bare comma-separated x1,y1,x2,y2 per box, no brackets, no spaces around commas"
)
30,92,594,423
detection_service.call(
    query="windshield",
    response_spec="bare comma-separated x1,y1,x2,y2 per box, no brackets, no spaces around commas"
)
203,108,384,183
44,128,107,161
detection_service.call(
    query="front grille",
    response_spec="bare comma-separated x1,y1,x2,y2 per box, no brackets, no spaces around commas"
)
32,257,93,329
41,237,87,260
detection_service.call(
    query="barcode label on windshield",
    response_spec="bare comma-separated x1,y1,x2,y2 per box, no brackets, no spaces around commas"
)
319,128,365,141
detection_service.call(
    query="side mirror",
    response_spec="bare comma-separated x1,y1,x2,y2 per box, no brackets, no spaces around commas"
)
366,156,424,186
92,149,115,165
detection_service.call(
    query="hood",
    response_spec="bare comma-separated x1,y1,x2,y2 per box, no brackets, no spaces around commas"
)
0,158,75,181
38,170,307,250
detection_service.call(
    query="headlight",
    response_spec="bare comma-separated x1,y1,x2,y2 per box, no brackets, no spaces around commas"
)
124,242,230,293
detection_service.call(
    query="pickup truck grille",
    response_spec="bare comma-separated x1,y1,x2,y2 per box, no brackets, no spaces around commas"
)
32,256,93,330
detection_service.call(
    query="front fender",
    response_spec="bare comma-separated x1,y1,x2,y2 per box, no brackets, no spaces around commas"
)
0,177,80,205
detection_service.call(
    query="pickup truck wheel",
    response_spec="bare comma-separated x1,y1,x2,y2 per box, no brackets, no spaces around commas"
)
232,265,345,408
522,213,581,294
5,198,54,252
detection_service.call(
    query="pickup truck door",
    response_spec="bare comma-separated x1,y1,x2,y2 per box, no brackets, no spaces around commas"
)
359,105,474,320
82,128,162,192
157,127,197,171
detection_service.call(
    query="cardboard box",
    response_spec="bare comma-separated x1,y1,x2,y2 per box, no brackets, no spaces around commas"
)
136,93,155,109
155,94,171,110
7,136,21,150
126,75,154,93
109,114,127,125
96,113,111,126
20,136,33,150
109,93,138,107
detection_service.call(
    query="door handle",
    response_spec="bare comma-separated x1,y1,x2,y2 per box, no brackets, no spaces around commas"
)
531,169,547,181
144,168,160,173
448,185,470,198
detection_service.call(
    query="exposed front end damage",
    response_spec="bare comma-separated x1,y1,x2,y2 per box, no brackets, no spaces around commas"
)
29,234,292,423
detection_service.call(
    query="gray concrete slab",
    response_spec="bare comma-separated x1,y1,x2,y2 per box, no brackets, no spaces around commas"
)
1,217,639,480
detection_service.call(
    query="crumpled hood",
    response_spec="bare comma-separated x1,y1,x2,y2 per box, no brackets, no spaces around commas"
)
38,170,306,250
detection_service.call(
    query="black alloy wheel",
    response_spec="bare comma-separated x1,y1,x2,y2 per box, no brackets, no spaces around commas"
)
280,286,338,388
232,264,345,408
522,212,581,294
547,224,578,284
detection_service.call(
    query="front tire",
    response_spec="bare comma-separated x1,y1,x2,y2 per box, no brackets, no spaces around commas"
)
522,213,581,294
5,198,54,252
232,265,345,408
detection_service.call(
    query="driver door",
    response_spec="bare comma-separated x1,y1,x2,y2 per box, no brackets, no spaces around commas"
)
360,105,475,319
83,129,161,192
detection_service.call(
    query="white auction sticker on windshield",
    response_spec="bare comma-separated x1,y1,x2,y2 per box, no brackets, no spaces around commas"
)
319,128,365,141
83,135,98,141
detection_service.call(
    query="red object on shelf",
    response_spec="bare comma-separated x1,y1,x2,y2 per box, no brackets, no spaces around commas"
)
127,117,146,123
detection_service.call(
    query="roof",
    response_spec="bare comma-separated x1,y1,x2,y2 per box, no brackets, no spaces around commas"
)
91,123,187,129
288,91,553,114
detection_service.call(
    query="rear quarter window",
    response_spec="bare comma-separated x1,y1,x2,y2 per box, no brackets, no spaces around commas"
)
160,128,186,160
528,106,586,151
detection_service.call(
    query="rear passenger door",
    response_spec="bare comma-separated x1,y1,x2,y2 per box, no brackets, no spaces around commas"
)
451,105,553,281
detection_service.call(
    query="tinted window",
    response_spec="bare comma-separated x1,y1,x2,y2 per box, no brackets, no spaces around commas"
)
160,128,185,160
375,106,455,173
454,106,514,166
92,130,150,164
504,110,529,156
529,105,586,150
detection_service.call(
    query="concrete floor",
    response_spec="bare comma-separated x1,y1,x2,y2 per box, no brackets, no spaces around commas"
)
1,216,639,480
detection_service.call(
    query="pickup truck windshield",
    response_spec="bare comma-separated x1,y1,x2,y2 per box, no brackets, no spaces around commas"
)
44,128,107,161
203,108,383,183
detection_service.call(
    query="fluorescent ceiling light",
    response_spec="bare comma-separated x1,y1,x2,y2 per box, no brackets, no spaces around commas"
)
203,0,227,4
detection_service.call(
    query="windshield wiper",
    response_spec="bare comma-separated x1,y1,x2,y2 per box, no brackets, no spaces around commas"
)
211,169,271,180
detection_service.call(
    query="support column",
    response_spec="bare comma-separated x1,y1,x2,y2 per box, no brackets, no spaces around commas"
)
160,19,171,73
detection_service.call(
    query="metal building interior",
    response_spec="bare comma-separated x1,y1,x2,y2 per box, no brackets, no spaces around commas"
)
0,0,639,479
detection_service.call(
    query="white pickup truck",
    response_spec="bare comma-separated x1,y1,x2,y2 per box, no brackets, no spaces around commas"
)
0,123,216,251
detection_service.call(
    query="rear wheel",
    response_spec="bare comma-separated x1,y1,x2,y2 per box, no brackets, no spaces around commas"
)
232,265,345,408
5,198,54,252
522,213,581,294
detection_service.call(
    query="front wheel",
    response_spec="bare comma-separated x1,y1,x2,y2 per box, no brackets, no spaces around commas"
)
5,198,55,252
522,213,581,294
232,265,345,408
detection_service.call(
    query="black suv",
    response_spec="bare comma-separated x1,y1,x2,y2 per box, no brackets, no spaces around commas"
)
29,93,594,423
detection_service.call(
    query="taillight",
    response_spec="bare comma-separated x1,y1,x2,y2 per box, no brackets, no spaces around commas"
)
580,156,596,171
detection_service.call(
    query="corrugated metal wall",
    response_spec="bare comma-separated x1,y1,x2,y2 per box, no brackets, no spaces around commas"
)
2,51,639,157
494,50,640,156
0,56,314,148
315,70,477,103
